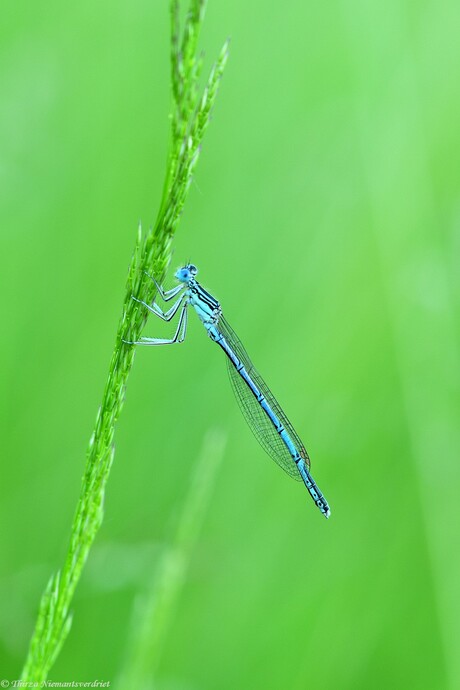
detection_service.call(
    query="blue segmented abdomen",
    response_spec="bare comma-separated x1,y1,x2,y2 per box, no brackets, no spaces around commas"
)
208,323,330,518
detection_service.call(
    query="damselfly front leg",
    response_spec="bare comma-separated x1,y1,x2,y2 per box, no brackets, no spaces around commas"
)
129,302,189,346
144,272,184,302
132,292,186,322
123,273,188,346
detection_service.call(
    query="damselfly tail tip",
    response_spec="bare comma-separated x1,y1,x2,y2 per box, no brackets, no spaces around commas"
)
325,508,331,519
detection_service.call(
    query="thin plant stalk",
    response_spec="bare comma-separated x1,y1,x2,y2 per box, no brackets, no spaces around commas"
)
116,430,226,689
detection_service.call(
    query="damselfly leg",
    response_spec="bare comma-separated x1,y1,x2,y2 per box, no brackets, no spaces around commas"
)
129,302,188,346
144,272,184,302
132,293,185,322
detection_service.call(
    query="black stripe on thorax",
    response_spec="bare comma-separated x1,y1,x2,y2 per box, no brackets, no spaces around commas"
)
192,281,220,310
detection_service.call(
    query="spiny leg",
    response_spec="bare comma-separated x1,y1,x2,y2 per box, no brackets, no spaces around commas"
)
132,292,185,322
144,271,184,302
128,303,188,346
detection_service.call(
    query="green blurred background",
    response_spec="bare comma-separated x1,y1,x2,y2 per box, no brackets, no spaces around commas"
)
1,1,459,688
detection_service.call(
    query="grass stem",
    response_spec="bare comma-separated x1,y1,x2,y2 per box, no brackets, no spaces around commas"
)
21,2,228,681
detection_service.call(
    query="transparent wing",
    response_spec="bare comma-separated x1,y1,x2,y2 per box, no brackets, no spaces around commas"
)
219,316,310,479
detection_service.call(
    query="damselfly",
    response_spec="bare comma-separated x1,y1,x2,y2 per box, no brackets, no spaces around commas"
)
126,264,330,518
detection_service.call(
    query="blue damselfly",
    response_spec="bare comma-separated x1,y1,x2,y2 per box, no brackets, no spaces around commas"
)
126,264,330,518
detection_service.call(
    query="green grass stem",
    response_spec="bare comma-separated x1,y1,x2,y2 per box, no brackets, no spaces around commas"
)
21,1,228,682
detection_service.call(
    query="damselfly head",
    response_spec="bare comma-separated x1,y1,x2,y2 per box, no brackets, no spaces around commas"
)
175,264,198,283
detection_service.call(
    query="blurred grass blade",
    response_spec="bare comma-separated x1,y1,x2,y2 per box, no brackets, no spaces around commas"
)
116,430,226,689
341,2,460,686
